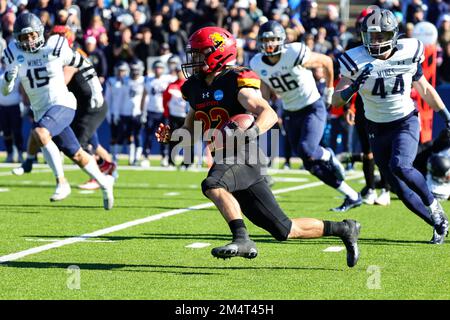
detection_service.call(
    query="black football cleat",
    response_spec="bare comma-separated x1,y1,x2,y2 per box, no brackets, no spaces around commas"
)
330,194,363,212
340,219,361,268
211,239,258,259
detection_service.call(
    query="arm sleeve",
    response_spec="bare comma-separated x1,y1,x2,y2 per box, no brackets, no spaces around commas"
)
412,63,424,82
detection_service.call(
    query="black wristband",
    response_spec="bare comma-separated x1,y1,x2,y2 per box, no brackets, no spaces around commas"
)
438,108,450,124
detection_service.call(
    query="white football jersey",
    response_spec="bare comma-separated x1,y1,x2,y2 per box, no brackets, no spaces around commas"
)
105,76,129,118
143,74,175,113
122,76,145,117
339,38,425,123
250,42,321,111
1,35,77,121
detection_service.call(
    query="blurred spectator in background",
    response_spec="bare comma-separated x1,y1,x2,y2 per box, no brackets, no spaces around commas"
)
201,0,228,28
438,14,450,47
438,41,450,84
314,27,332,54
1,10,15,41
302,1,321,36
176,0,198,36
134,27,160,74
248,0,263,23
167,17,188,56
32,0,55,25
406,0,426,24
150,11,168,45
321,4,340,42
113,27,135,63
85,36,108,84
84,15,107,43
428,0,449,26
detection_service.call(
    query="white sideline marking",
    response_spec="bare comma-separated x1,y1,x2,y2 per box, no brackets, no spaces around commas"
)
272,177,309,183
185,242,211,249
0,188,10,192
0,173,363,263
78,190,95,194
323,246,345,252
164,192,180,196
25,238,115,243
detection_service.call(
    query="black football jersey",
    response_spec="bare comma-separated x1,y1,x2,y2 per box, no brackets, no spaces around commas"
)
181,66,261,134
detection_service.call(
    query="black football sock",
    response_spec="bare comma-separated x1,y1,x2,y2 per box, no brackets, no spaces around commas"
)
229,219,250,241
362,157,375,189
351,153,363,163
323,221,348,237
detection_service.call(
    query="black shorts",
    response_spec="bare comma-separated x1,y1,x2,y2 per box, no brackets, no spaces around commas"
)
202,163,292,241
71,102,107,151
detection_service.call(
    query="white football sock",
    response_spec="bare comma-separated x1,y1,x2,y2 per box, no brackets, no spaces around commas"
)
82,156,108,188
129,143,136,164
41,140,64,179
337,182,359,200
135,146,143,162
320,148,331,161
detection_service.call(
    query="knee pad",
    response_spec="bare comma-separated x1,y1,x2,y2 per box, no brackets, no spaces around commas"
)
201,177,223,196
391,165,414,180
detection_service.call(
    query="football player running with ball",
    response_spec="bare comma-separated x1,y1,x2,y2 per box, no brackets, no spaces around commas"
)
157,26,361,267
332,8,449,244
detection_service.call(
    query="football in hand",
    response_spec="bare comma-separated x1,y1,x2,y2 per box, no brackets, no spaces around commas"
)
223,114,255,131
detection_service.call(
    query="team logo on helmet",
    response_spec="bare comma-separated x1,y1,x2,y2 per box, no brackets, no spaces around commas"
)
209,32,226,52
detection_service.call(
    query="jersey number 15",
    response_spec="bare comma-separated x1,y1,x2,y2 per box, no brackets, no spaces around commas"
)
26,67,50,89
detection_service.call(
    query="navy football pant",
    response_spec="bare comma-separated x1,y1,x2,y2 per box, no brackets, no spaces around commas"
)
368,113,434,225
143,111,167,157
284,99,340,188
37,105,81,157
118,115,142,147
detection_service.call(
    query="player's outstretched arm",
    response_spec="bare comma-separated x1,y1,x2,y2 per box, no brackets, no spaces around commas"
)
302,52,334,105
332,76,354,107
1,64,18,96
238,87,277,135
413,76,450,127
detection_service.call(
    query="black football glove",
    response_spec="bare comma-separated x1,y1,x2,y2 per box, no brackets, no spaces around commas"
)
341,64,373,102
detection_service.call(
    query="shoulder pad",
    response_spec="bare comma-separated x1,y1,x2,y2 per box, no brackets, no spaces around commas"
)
234,67,261,89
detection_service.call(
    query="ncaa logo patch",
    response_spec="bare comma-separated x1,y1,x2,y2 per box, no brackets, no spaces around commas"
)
214,90,224,101
17,55,25,63
261,70,267,76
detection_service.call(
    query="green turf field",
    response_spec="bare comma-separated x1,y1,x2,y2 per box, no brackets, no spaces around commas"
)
0,163,449,300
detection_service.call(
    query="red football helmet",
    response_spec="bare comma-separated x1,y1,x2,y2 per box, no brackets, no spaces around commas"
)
182,26,237,78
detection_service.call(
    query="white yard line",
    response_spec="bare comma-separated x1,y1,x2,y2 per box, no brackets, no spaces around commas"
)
25,238,115,243
0,173,363,264
323,246,345,252
0,162,364,177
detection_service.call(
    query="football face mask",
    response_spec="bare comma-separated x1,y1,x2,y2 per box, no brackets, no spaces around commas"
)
182,47,209,78
362,30,396,57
